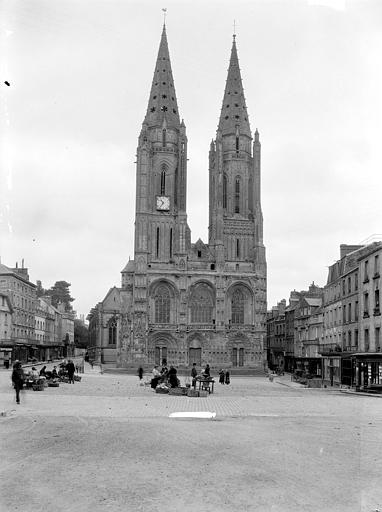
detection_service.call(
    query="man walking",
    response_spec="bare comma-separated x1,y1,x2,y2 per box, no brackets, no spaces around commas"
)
11,361,24,404
66,359,76,384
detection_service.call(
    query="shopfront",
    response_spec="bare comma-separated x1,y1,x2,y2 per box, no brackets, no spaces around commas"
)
342,353,382,389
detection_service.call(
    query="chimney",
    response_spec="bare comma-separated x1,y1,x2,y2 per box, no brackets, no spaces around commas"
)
340,244,364,259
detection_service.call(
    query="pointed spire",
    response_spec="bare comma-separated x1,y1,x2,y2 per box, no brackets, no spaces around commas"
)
144,25,180,129
218,37,251,138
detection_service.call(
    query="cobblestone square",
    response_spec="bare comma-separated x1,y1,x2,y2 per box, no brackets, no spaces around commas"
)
1,366,381,512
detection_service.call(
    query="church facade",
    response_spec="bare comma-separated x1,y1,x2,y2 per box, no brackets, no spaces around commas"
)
88,26,267,369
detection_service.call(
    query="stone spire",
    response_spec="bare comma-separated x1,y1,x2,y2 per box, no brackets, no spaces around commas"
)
218,37,251,138
144,24,181,129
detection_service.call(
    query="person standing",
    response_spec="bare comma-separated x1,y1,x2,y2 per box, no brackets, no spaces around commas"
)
204,364,210,378
138,366,144,381
191,363,198,388
66,359,75,384
11,361,24,404
225,370,230,385
219,369,225,384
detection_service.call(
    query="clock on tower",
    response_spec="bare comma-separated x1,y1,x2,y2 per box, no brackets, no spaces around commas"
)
156,196,170,211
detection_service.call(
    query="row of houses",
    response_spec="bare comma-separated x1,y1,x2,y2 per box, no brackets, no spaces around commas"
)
0,261,75,365
267,242,382,389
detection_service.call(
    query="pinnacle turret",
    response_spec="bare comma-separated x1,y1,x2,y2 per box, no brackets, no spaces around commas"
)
218,37,251,138
144,25,181,129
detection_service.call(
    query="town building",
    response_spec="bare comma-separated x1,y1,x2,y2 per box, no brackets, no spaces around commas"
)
0,262,37,362
0,292,13,367
267,283,323,376
56,302,75,358
266,299,286,371
321,242,382,387
88,25,267,369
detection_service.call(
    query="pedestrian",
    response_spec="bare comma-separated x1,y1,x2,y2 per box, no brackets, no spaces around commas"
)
219,369,225,384
191,363,198,388
11,361,24,404
168,366,178,388
151,365,161,389
138,366,143,381
225,370,230,385
204,364,210,378
66,359,76,384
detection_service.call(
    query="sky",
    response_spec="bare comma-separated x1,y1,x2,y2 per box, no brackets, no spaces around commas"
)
0,0,382,318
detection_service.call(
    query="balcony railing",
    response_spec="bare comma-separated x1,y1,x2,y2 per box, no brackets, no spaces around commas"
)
318,343,342,355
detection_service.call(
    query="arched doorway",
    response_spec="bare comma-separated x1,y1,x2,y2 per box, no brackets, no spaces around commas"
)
188,335,202,367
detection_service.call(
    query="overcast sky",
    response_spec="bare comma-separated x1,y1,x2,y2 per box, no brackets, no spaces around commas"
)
1,0,381,318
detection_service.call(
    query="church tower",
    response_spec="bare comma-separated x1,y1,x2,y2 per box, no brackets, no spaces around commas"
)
135,24,190,268
209,36,266,277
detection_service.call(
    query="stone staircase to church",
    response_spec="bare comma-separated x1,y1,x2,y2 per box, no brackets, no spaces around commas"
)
103,365,266,377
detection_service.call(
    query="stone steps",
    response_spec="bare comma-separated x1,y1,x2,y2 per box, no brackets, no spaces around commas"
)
103,366,266,377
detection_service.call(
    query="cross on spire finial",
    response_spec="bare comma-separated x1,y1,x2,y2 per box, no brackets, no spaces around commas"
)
233,19,236,40
162,7,167,26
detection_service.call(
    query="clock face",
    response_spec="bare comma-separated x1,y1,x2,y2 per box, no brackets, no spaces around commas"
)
156,196,170,211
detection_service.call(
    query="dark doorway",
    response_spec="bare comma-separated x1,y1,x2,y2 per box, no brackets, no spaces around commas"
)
239,348,244,367
189,347,201,367
232,347,238,367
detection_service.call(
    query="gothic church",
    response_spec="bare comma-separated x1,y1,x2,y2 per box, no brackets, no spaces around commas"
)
88,25,267,369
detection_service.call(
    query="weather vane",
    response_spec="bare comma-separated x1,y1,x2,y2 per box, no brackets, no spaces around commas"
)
162,7,167,25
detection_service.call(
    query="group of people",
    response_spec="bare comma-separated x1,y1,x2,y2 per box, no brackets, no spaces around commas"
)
218,369,231,385
11,359,78,404
149,361,180,389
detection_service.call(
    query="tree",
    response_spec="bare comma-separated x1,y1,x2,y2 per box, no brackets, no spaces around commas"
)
74,319,88,348
45,281,75,311
36,280,47,298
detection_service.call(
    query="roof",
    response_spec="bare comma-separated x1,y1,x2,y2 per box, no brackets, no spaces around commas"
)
304,297,322,307
0,263,12,274
121,259,135,273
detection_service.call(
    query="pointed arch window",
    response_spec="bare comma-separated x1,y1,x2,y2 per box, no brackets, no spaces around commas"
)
108,317,118,345
231,289,245,324
235,177,240,213
162,128,167,147
223,174,227,210
155,285,171,324
160,169,166,195
191,284,213,323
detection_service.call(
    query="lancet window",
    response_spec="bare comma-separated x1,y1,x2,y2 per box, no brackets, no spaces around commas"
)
191,284,213,323
223,174,227,210
155,285,171,324
231,289,245,324
108,317,118,345
235,177,240,213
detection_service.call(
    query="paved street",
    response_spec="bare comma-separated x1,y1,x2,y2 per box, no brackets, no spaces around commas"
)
1,364,381,512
